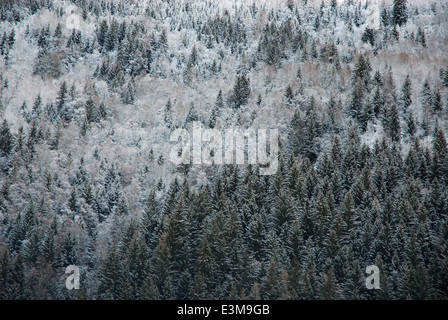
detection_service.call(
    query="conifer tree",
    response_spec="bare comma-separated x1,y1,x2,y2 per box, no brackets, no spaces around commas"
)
97,245,123,299
0,119,13,156
393,0,408,26
230,75,251,109
56,81,68,113
164,98,173,128
319,267,341,300
430,88,442,113
399,74,412,110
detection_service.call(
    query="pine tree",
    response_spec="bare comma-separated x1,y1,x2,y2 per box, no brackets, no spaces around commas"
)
432,127,448,183
372,85,384,118
164,98,173,128
141,273,160,300
190,271,208,299
141,190,163,253
97,245,123,299
208,106,219,129
284,85,294,103
6,253,27,299
430,88,442,113
85,96,97,123
393,0,408,26
124,229,149,299
388,104,401,142
230,75,251,109
399,74,412,110
159,29,168,51
122,78,136,105
261,258,281,300
151,234,174,299
420,78,431,107
56,81,68,113
0,119,14,156
349,79,364,122
59,232,79,266
440,66,448,87
381,7,390,27
23,230,41,266
105,19,119,51
416,26,426,47
352,55,372,88
185,103,199,124
97,19,109,48
406,111,417,138
319,267,341,300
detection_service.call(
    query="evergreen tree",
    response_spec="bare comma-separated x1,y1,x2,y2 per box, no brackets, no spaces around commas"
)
284,85,294,104
105,19,119,51
141,273,160,300
56,81,68,113
123,229,149,299
97,245,123,299
372,85,384,118
399,74,412,110
352,55,372,88
97,19,109,48
406,112,417,138
230,75,251,109
393,0,408,26
185,103,199,124
164,98,173,128
430,88,442,113
416,26,426,47
349,79,364,122
388,103,401,142
319,267,341,300
0,119,14,156
85,96,97,123
59,232,79,266
151,234,174,299
261,258,281,300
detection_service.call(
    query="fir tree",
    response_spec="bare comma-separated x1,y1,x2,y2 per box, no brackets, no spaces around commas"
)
416,26,426,47
56,81,68,113
97,245,123,299
164,98,173,128
399,74,412,110
0,119,14,156
393,0,408,26
230,75,251,109
430,88,442,113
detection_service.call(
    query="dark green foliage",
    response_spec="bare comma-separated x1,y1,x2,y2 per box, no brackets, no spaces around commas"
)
0,119,14,156
230,75,251,109
393,0,408,26
361,28,375,47
0,0,447,303
399,75,412,110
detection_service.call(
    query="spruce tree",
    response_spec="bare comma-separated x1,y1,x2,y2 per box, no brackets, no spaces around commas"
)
416,26,426,47
430,88,442,113
85,96,97,123
97,19,109,49
0,119,14,156
319,267,341,300
393,0,408,26
97,245,123,299
349,79,364,122
399,74,412,110
164,98,173,128
230,75,251,109
56,81,68,113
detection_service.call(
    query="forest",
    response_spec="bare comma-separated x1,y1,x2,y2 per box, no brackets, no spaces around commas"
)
0,0,448,300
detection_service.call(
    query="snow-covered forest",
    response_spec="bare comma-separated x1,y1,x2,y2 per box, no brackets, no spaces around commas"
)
0,0,448,300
